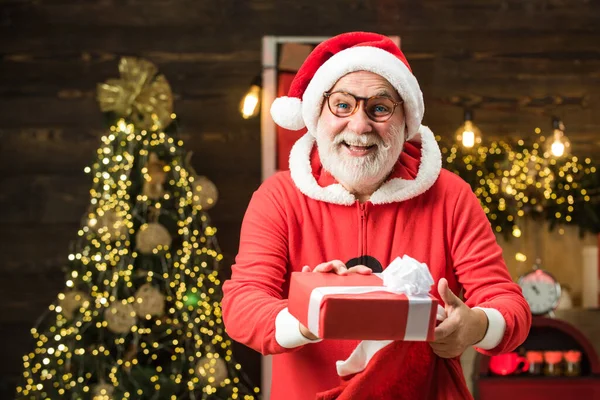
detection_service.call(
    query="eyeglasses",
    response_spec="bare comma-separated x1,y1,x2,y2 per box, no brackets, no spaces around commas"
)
323,91,403,122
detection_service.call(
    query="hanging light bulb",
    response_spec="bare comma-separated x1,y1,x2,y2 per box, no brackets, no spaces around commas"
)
239,76,261,119
546,117,570,158
455,110,482,149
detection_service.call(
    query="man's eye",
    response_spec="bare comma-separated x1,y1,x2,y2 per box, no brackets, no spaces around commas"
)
372,105,389,114
336,103,350,109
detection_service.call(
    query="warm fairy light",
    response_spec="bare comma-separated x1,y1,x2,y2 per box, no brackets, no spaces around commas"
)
17,110,258,398
516,253,527,262
512,226,522,237
442,125,597,242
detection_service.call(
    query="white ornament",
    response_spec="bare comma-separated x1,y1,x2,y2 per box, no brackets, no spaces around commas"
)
104,302,136,334
192,175,219,210
136,222,172,254
59,291,91,320
195,356,228,384
142,153,167,200
142,181,164,200
133,284,165,317
93,209,128,239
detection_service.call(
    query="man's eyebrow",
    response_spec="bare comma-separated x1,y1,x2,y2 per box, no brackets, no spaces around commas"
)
375,89,398,98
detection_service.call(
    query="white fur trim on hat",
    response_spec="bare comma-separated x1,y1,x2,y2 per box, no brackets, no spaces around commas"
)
270,96,305,131
302,46,424,139
288,125,441,205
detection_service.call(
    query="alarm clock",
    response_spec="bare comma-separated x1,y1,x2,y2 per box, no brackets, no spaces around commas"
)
518,267,561,316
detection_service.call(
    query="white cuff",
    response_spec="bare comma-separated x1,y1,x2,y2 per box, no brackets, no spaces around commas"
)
472,307,506,350
275,307,322,349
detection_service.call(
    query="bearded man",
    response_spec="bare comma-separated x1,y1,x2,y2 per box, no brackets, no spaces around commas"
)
222,32,531,400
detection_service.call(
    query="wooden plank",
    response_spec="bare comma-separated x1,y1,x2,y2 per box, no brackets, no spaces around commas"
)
0,91,265,127
3,25,600,59
0,127,106,174
0,58,259,96
0,175,88,224
0,323,37,375
0,124,261,172
0,271,65,324
0,223,80,273
0,25,261,54
3,0,599,31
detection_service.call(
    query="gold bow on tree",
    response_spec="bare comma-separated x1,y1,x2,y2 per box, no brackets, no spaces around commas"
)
97,57,174,131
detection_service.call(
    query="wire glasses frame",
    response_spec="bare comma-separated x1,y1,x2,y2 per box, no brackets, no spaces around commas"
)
323,91,404,122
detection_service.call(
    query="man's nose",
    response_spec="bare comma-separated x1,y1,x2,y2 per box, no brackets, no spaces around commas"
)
346,101,373,134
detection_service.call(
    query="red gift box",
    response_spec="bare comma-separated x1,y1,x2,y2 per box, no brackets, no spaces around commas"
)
288,272,438,341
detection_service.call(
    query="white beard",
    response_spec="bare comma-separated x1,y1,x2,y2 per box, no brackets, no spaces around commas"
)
315,122,406,194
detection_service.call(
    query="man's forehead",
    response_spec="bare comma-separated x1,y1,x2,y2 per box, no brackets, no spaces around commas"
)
331,71,397,97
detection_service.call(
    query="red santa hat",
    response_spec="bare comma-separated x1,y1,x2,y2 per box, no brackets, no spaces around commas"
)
270,31,424,139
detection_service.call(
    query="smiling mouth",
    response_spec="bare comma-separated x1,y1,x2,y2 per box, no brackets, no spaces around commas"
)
342,142,377,151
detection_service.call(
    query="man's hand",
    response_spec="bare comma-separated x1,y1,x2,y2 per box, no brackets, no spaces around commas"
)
298,260,372,339
301,260,373,275
430,278,489,359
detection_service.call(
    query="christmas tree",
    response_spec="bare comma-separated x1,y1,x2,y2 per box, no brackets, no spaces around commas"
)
16,57,260,400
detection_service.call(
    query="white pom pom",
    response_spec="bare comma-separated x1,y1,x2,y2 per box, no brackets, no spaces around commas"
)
270,96,305,131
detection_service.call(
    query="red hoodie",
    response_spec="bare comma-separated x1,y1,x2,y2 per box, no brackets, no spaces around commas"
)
222,126,531,400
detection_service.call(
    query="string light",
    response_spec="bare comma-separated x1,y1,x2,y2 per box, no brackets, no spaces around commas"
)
442,125,598,262
16,118,259,399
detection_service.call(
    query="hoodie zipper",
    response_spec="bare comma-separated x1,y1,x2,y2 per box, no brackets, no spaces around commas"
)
358,202,368,262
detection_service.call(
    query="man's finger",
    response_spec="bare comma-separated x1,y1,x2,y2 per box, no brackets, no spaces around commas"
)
346,265,373,275
329,260,348,274
302,266,311,272
438,278,462,308
312,263,332,273
429,343,459,359
429,342,452,352
433,316,460,342
313,260,347,275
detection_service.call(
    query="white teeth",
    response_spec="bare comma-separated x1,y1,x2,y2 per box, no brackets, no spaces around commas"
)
344,141,372,148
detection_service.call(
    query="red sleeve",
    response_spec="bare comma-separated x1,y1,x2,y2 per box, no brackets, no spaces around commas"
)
221,178,301,355
450,183,532,355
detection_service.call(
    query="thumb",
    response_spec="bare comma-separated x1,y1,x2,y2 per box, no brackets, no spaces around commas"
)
438,278,462,308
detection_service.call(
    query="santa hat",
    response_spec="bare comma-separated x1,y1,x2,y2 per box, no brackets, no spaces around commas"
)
270,31,424,139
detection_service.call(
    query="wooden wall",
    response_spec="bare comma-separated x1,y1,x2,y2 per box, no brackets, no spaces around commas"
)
1,0,599,396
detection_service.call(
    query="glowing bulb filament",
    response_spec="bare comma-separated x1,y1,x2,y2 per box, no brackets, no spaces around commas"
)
462,130,475,148
240,85,260,119
551,140,565,157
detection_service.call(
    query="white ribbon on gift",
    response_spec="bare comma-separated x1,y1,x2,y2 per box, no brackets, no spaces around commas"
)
307,255,437,341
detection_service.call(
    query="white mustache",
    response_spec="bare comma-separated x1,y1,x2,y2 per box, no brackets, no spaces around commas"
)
333,131,382,147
